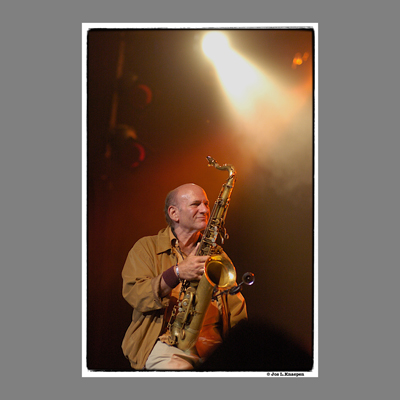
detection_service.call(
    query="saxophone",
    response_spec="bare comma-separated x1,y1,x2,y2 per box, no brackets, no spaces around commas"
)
167,156,238,351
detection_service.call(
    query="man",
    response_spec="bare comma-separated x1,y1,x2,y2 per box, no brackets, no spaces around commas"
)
121,183,247,370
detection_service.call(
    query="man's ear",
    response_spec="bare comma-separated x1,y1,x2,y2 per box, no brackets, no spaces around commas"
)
168,205,179,223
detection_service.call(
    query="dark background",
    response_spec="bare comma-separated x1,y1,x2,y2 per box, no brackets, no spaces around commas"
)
86,28,314,371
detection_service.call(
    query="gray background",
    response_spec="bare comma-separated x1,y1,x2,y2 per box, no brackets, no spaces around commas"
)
1,1,398,399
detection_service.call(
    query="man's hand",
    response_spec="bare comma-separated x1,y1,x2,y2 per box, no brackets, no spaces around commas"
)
159,244,208,298
177,243,208,281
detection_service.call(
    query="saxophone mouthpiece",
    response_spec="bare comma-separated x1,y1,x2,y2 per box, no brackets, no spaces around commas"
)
206,155,216,166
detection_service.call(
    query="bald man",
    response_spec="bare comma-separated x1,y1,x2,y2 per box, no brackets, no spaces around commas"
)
121,184,247,370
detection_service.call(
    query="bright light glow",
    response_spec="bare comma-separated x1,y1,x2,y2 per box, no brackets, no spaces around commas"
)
202,32,272,114
202,31,314,196
202,32,230,58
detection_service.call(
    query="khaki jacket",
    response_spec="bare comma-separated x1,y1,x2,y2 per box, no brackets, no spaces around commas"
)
121,226,247,370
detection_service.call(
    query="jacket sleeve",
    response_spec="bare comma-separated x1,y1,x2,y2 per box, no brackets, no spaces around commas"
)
227,291,248,328
122,238,169,313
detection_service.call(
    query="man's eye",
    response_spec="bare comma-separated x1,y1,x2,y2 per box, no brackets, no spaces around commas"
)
191,202,208,207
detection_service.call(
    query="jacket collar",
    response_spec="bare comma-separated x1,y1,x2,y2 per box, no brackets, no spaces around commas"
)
155,226,202,255
155,226,176,255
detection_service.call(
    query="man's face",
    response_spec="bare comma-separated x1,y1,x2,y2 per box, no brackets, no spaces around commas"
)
175,185,210,233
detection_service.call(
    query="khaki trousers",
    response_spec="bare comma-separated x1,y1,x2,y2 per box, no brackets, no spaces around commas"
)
145,340,200,370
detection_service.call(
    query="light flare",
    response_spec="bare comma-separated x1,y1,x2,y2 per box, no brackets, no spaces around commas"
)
202,31,314,195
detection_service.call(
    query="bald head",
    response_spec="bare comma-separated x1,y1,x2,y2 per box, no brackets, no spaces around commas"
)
164,184,208,227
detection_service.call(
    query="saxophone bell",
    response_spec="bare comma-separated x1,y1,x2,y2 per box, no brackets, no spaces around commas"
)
204,254,237,289
213,272,255,297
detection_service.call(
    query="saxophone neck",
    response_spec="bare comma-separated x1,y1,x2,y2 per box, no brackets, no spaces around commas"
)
206,156,236,180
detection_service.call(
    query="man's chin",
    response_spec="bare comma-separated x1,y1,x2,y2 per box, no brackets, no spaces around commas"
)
197,221,208,231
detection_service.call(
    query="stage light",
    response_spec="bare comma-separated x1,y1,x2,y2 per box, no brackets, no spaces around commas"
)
107,124,146,169
199,31,313,192
117,74,153,110
202,31,270,114
202,31,230,59
132,84,153,109
292,52,310,69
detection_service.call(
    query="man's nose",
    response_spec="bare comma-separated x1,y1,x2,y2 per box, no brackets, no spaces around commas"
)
199,203,209,213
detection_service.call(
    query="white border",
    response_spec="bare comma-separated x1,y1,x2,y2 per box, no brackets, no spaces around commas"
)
82,22,318,378
312,23,319,378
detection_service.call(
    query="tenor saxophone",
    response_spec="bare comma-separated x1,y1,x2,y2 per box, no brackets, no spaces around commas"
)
167,156,237,351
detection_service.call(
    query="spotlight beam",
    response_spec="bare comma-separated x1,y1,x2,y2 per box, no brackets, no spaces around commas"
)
202,32,271,113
